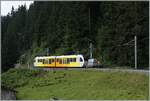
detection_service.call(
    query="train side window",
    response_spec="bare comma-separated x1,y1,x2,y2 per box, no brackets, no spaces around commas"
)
62,59,63,64
68,58,70,63
70,58,72,62
44,59,46,64
61,59,63,64
60,59,62,64
38,59,42,62
46,60,48,64
65,59,67,64
67,58,70,64
63,59,65,64
59,59,62,64
42,59,45,64
64,59,66,64
57,59,59,62
52,59,54,63
42,60,44,64
44,59,47,64
49,59,51,64
71,58,73,62
69,58,71,63
65,58,67,64
46,59,48,64
50,59,52,64
47,59,49,64
42,59,44,64
73,58,76,62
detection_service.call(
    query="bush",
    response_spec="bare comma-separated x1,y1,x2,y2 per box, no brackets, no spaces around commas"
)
1,68,46,89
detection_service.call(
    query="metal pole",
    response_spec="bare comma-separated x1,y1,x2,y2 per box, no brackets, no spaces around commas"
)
134,35,137,69
90,43,92,59
89,8,91,36
88,8,92,59
47,48,49,56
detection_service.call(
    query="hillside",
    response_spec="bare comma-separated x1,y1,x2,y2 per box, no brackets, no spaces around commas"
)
1,1,149,71
1,68,149,100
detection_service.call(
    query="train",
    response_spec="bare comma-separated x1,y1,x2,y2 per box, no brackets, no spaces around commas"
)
33,54,85,68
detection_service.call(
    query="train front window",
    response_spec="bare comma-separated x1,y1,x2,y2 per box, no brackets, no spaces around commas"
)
80,58,83,62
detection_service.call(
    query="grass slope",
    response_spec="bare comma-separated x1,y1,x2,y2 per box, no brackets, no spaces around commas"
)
2,68,149,100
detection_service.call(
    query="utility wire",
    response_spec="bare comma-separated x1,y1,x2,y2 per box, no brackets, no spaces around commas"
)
138,37,149,42
115,37,149,47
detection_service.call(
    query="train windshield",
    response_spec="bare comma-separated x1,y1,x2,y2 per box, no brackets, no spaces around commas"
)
80,57,83,62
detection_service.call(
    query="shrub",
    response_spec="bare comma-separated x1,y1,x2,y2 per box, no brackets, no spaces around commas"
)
1,68,46,89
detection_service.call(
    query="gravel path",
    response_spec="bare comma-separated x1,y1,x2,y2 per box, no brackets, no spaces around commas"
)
30,67,149,75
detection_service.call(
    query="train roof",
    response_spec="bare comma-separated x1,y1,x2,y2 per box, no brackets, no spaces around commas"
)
57,55,79,58
35,56,55,59
35,54,83,59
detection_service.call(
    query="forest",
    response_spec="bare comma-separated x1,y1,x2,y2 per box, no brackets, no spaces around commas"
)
1,1,149,71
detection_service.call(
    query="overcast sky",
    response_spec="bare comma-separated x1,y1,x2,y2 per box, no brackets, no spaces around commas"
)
1,1,34,16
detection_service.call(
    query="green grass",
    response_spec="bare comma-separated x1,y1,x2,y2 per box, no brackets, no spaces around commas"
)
2,68,149,100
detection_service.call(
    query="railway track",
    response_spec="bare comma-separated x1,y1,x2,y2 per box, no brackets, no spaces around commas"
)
29,67,149,75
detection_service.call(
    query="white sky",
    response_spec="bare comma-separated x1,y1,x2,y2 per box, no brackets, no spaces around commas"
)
1,1,34,16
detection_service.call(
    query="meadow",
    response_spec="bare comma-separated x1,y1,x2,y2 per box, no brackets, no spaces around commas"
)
1,68,149,100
